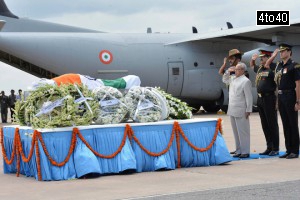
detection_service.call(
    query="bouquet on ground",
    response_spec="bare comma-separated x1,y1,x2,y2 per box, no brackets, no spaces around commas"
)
93,86,128,124
155,87,193,119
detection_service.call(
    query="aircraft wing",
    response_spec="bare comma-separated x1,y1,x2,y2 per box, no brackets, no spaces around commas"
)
166,18,300,47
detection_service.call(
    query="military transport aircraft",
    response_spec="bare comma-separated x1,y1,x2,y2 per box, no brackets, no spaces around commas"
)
0,0,300,112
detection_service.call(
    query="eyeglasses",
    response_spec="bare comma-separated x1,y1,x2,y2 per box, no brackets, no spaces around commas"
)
235,68,243,71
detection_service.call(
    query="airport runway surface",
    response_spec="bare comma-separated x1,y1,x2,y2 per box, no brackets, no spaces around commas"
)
1,112,300,200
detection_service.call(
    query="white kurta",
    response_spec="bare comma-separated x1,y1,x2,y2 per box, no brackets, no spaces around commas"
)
223,71,253,154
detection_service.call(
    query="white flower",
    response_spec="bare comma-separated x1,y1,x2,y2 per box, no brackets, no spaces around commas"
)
93,86,128,124
124,87,162,123
154,87,193,120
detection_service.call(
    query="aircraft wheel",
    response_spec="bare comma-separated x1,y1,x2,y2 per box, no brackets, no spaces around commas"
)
203,104,221,113
221,105,228,113
189,104,201,114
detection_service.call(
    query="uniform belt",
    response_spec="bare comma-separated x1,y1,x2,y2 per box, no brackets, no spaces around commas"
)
278,90,295,95
257,92,275,97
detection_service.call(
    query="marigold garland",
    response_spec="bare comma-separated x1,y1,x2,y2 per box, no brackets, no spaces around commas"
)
126,124,176,157
16,134,20,177
37,130,77,167
175,123,181,168
35,137,42,181
1,127,17,165
1,118,222,181
219,119,223,135
176,118,221,152
17,131,36,162
76,127,127,159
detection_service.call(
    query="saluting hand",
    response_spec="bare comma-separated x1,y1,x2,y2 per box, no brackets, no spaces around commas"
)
251,54,258,61
272,49,279,57
223,57,227,64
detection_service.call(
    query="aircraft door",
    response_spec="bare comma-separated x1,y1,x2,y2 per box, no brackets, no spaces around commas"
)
167,62,184,96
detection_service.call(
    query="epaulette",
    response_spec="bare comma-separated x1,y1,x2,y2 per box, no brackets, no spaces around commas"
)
295,64,300,69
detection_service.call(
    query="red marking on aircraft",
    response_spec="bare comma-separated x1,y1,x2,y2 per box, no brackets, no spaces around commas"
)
99,50,113,64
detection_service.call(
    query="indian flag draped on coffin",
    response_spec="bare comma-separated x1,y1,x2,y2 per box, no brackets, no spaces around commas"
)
32,74,141,90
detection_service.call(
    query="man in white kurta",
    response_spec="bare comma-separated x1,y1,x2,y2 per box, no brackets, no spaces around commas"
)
223,62,253,158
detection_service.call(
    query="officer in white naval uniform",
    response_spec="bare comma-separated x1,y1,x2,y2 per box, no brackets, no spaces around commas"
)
223,62,253,158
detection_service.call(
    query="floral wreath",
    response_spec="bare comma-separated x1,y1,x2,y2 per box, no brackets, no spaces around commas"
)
14,84,99,128
93,86,128,124
124,86,162,123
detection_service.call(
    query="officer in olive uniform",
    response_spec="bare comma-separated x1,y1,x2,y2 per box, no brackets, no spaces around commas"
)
0,91,9,123
266,43,300,159
250,50,279,156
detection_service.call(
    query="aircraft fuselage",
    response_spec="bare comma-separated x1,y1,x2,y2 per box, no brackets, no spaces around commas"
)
0,32,225,103
1,32,300,110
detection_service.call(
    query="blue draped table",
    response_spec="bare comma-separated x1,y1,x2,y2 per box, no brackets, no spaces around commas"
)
1,118,232,181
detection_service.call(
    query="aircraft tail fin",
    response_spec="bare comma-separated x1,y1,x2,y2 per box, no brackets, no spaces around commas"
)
0,0,101,32
0,0,18,19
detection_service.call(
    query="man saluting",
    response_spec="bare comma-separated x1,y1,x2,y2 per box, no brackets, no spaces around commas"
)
266,43,300,159
250,50,279,156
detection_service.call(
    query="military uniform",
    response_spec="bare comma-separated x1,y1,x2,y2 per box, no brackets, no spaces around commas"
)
275,52,300,156
255,61,279,154
8,91,16,121
0,92,9,123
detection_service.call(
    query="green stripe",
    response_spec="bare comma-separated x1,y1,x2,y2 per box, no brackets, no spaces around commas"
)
102,78,126,89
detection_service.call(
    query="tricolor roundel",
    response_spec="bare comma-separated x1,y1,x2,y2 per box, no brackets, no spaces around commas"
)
99,50,113,64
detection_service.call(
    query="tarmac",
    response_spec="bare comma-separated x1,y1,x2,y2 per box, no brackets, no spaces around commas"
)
1,112,300,200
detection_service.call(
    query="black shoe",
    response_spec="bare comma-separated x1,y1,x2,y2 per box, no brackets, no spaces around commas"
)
259,149,271,155
230,151,236,154
268,151,279,156
232,153,241,157
239,154,250,158
279,153,290,158
286,153,299,159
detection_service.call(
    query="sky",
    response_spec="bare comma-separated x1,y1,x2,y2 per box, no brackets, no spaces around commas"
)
1,0,300,94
